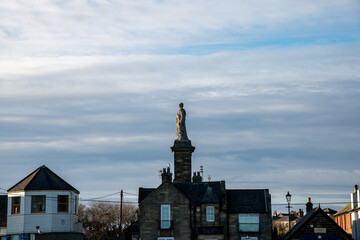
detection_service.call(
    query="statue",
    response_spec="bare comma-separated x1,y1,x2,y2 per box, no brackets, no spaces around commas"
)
176,103,189,141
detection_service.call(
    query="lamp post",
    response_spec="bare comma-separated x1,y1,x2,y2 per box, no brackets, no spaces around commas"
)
286,191,292,233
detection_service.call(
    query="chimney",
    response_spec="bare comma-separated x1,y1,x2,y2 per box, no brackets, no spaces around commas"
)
161,166,172,183
298,209,304,217
351,184,359,209
306,197,313,213
273,211,278,217
192,171,202,182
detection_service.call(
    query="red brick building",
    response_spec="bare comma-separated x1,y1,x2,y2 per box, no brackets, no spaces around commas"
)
334,203,352,235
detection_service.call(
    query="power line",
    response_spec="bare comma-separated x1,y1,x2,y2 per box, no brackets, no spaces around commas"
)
81,191,121,201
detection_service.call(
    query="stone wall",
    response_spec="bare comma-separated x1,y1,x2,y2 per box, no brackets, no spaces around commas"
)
228,213,272,240
139,182,192,240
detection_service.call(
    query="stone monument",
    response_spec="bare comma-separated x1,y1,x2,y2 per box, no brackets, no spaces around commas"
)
171,103,195,182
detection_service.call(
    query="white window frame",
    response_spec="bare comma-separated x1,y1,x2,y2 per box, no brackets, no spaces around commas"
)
238,214,260,232
206,206,215,222
160,204,171,229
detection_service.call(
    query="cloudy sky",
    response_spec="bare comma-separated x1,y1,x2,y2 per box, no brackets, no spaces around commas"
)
1,0,359,212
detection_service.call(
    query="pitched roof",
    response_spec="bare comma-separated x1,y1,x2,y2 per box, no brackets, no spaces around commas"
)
333,203,352,217
172,182,223,206
323,208,337,215
8,165,79,193
201,186,220,203
138,181,223,205
138,187,156,203
226,189,269,213
273,213,300,222
283,207,353,240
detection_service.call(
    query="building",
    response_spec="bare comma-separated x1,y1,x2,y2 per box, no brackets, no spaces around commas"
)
6,165,84,240
138,103,272,240
334,185,360,239
350,185,360,240
323,208,337,218
0,195,7,238
334,203,352,235
272,209,304,239
335,185,360,240
283,207,353,240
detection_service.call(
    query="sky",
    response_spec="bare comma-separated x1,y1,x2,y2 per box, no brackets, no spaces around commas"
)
0,0,360,212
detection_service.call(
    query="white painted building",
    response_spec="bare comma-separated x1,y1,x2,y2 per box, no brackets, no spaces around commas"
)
351,185,360,240
4,165,84,240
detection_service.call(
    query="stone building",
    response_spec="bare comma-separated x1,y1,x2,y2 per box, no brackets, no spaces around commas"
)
283,207,353,240
138,103,272,240
272,209,304,239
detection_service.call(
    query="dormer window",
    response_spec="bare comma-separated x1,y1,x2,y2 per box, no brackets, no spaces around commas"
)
31,195,46,213
206,206,215,222
11,197,21,214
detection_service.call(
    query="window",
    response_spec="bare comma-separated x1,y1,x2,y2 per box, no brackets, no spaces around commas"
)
31,195,46,213
11,197,21,214
241,237,258,240
75,195,79,213
160,204,171,229
57,195,69,213
206,206,215,222
238,214,259,232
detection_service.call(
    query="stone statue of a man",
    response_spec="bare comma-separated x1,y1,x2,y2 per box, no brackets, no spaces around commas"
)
176,103,189,141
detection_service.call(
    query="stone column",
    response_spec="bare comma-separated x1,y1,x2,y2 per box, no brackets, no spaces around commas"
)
171,140,195,182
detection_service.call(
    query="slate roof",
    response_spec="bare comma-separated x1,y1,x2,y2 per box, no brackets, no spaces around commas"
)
201,186,220,203
8,165,79,193
323,208,337,215
226,189,269,213
333,203,352,217
173,182,223,206
138,187,156,204
139,182,270,214
283,207,353,240
138,181,223,205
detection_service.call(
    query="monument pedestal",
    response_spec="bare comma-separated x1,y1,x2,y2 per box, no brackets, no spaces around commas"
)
171,140,195,183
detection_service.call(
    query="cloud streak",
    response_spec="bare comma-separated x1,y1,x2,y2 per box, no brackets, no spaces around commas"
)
0,0,359,212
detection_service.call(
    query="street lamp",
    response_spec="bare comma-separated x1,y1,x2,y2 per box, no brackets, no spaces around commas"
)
286,191,292,233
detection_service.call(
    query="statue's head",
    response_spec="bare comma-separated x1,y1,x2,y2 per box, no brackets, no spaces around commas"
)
179,102,184,108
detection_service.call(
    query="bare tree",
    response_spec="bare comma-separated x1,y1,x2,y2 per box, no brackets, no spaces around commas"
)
78,202,137,240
